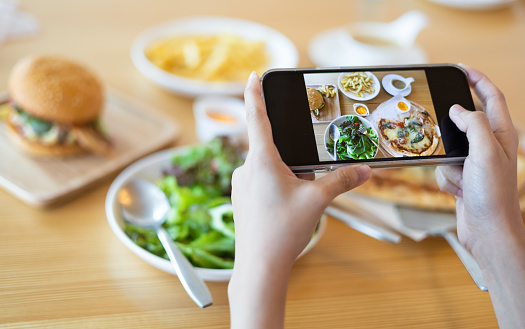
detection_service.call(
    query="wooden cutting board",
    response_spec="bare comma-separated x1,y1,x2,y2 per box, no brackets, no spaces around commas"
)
0,89,179,207
308,84,341,123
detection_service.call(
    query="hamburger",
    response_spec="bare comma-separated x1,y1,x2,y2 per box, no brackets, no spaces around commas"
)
6,55,111,157
306,87,325,118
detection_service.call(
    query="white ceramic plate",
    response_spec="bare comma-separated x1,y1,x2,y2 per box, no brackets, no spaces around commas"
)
337,72,380,101
368,98,442,158
324,115,379,160
105,146,326,281
308,28,428,67
381,74,412,97
131,16,299,97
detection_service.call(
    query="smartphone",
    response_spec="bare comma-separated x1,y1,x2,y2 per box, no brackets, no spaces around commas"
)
260,64,474,173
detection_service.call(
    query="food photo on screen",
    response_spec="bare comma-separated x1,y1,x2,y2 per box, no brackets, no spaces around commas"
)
304,69,445,163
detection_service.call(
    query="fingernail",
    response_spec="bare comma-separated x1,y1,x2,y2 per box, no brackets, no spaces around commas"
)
357,165,371,182
248,71,257,81
459,179,463,189
450,104,464,116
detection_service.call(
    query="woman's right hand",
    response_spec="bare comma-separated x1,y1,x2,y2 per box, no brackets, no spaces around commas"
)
435,64,522,254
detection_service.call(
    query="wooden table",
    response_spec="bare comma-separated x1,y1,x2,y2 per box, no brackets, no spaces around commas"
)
1,0,525,328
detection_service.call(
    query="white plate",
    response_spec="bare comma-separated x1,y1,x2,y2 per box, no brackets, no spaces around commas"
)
337,72,380,101
324,115,379,160
105,146,326,281
368,98,442,158
308,28,428,67
130,16,299,97
381,74,412,97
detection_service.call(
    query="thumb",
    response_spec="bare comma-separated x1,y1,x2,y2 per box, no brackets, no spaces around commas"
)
449,104,473,133
244,71,274,153
449,105,500,156
314,165,371,201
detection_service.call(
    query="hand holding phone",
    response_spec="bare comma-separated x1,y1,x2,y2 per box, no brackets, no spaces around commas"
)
229,71,373,329
261,64,475,173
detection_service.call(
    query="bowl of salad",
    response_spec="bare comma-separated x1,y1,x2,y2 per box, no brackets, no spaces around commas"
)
106,138,326,281
324,115,379,160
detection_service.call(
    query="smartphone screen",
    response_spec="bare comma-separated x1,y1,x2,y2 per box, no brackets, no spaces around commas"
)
261,65,474,171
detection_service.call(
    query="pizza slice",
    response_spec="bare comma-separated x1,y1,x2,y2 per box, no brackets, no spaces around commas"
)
378,110,439,156
351,166,457,211
347,151,525,212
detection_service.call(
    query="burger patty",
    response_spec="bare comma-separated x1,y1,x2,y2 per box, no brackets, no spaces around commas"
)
8,105,111,155
9,106,73,145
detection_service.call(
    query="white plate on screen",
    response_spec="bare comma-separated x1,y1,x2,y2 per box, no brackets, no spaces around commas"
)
337,72,380,101
368,98,442,158
382,74,412,97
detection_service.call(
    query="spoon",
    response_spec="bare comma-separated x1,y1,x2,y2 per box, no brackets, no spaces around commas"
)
118,179,213,308
329,124,340,160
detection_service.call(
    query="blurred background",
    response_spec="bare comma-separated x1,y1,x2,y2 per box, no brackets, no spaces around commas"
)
2,0,524,143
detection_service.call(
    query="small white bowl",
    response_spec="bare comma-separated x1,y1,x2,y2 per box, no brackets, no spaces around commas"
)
130,16,299,97
395,98,411,114
193,96,247,144
353,103,369,117
105,146,326,282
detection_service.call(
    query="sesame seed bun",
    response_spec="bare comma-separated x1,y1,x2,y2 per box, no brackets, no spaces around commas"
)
6,119,86,158
8,55,103,124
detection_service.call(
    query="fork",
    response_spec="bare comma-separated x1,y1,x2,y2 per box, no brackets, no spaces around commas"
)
358,125,379,148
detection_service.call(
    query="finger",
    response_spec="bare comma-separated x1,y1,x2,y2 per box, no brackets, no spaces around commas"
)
314,165,371,202
435,166,463,197
435,165,463,188
461,64,508,119
244,72,274,152
435,167,463,197
459,64,518,152
449,105,504,158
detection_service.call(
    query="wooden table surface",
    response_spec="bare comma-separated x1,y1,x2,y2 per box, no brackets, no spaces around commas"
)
2,0,525,328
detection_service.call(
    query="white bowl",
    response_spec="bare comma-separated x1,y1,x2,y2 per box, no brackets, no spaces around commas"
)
395,98,412,114
324,115,379,160
192,96,247,144
337,71,380,101
105,146,326,281
130,16,299,97
353,103,369,117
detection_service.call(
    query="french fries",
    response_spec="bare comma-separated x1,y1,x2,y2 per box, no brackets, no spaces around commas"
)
317,85,336,98
0,103,10,120
340,72,375,98
145,34,269,82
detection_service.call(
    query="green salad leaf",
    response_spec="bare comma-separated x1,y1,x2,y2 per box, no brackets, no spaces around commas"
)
326,116,378,160
124,137,244,269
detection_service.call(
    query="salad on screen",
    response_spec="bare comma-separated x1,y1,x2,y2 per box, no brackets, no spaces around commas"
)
326,116,378,160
